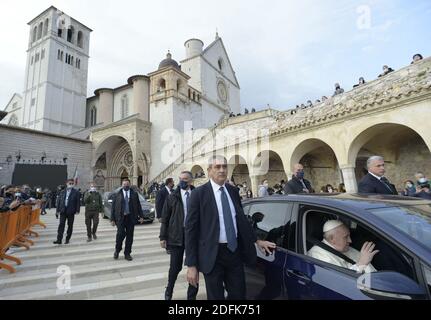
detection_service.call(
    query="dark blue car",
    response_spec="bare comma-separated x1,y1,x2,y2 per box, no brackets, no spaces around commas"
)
243,194,431,300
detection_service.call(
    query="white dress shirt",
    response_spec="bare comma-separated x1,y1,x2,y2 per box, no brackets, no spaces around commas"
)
166,186,172,195
181,188,191,226
210,179,238,244
368,172,383,181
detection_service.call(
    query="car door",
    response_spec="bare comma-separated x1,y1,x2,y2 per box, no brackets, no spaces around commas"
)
244,201,293,300
284,203,371,300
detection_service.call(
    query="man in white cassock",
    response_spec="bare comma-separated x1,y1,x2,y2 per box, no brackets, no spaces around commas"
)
308,220,379,273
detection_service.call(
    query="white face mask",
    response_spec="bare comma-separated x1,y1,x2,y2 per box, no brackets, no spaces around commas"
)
67,184,74,189
90,187,96,192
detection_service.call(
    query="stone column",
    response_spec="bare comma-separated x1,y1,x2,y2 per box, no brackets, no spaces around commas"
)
95,88,114,126
340,165,358,193
250,175,260,198
132,165,139,187
130,76,150,121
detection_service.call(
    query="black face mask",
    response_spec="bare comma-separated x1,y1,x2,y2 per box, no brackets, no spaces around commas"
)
123,186,130,192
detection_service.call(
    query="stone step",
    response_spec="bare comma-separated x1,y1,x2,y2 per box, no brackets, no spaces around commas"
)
0,260,176,298
2,269,184,300
7,240,162,260
18,233,159,249
0,246,168,274
0,256,170,288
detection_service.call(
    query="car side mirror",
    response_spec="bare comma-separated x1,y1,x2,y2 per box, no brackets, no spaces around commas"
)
357,271,426,300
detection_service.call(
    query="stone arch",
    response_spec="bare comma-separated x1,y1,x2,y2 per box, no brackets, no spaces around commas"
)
158,78,166,91
228,155,251,187
191,165,205,179
37,22,43,40
93,135,135,191
347,123,431,190
43,18,49,36
290,139,342,192
251,150,287,196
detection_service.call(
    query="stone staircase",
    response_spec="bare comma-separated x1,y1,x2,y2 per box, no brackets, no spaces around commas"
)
0,208,207,300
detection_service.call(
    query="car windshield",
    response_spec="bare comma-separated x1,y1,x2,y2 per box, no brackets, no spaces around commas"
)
368,205,431,250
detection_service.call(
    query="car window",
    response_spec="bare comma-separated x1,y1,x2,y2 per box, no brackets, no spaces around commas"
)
368,206,431,250
299,205,417,281
422,263,431,295
248,202,291,246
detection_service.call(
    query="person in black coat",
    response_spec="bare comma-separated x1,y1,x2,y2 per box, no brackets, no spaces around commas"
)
53,179,81,245
155,178,175,222
160,171,198,300
185,155,276,300
111,178,144,261
284,163,315,194
358,156,397,195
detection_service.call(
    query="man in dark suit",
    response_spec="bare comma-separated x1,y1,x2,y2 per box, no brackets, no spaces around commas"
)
358,156,397,195
185,155,276,300
155,178,174,222
284,163,315,194
53,179,81,245
111,178,145,261
160,171,198,300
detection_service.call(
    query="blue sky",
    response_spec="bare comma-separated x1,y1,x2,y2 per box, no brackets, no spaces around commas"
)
1,0,430,111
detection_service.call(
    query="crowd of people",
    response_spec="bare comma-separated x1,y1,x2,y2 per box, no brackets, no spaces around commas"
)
294,53,425,112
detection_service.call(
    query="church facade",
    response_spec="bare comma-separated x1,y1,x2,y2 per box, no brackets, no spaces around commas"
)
1,6,241,191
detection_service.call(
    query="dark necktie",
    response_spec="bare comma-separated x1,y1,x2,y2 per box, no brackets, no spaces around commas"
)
184,191,190,226
380,177,394,194
220,187,238,253
124,192,130,215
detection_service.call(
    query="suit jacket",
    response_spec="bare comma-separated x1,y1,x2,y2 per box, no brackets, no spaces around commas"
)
185,181,257,274
56,188,81,216
358,173,397,195
110,189,144,223
155,187,170,219
284,176,314,194
159,186,195,247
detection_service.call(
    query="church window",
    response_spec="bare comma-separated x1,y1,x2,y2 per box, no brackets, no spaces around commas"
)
197,95,200,102
35,53,40,62
188,89,191,99
31,98,36,107
218,58,223,71
67,26,74,43
193,92,196,101
58,28,62,38
158,78,166,92
43,18,49,36
77,31,83,48
177,80,182,92
71,56,74,66
37,22,43,40
32,27,38,43
57,50,61,60
41,49,45,60
61,51,64,61
90,106,97,126
121,95,129,119
8,114,19,126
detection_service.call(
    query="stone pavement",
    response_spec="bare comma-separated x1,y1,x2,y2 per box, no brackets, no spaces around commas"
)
0,207,207,300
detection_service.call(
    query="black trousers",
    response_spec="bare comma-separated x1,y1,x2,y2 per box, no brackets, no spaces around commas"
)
203,244,246,300
85,210,99,237
115,215,135,255
57,213,75,242
167,245,199,300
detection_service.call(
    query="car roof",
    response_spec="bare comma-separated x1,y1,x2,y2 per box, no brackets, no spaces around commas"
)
243,193,431,213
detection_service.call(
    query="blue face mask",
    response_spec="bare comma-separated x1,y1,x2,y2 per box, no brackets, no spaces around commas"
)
179,180,189,190
296,171,305,180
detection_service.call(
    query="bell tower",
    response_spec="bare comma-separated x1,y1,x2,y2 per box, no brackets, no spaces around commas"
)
21,6,92,135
